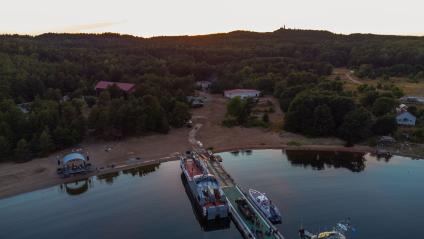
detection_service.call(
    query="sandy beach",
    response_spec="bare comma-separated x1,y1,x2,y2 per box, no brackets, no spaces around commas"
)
0,93,373,199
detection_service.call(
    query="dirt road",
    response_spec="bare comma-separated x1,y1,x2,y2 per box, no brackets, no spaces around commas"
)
345,72,362,84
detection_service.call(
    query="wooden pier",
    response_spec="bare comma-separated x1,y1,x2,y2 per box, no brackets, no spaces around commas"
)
197,151,285,239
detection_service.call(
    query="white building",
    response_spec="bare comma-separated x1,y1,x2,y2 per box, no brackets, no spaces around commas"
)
396,111,416,126
224,89,261,99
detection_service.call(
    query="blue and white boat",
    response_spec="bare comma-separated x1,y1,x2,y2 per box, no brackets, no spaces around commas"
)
248,188,282,224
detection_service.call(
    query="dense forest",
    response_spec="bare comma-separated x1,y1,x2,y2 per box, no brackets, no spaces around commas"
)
1,28,424,161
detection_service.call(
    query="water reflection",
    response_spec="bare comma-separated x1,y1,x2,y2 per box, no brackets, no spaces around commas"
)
180,173,231,232
285,150,366,172
97,171,120,184
60,179,92,196
58,163,161,196
230,150,253,157
96,163,161,184
123,163,160,176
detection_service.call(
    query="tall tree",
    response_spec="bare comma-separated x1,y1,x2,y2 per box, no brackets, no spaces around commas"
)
38,128,54,156
312,104,335,136
14,139,31,162
372,115,397,135
169,102,191,128
338,108,373,144
372,97,397,116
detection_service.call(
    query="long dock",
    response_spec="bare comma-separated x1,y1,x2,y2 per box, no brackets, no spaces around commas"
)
197,151,285,239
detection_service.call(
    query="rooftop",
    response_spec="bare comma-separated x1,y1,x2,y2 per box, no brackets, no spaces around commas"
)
95,81,135,92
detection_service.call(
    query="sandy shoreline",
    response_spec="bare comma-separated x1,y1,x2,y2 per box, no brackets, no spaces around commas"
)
0,92,381,200
0,143,374,200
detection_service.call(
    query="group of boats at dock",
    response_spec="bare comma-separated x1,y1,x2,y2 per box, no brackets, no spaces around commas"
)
180,151,282,224
180,150,354,239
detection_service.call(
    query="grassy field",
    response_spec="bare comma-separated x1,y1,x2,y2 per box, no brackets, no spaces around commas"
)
331,68,424,97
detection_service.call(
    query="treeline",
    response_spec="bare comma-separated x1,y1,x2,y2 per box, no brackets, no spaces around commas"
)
0,98,86,162
1,29,424,161
276,71,424,144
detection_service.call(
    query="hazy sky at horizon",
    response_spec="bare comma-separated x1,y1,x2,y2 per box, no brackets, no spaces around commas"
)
0,0,423,37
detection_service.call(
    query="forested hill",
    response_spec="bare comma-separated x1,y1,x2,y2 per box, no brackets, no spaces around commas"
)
0,29,424,162
1,28,423,102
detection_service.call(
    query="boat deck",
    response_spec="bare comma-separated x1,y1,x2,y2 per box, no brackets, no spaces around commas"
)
184,159,203,178
198,153,235,187
222,186,284,239
194,150,285,239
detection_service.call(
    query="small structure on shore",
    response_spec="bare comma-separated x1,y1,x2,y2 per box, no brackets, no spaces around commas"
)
378,136,396,145
400,96,424,104
396,111,416,126
187,96,206,108
57,153,92,177
224,89,261,99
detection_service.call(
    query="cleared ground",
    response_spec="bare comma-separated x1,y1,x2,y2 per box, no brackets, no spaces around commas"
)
332,68,424,96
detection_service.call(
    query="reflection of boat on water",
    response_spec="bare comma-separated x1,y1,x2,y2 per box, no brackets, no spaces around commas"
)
248,189,282,224
180,151,229,220
180,173,230,231
299,219,354,239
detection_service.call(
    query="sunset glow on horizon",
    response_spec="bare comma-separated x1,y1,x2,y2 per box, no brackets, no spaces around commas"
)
1,0,423,37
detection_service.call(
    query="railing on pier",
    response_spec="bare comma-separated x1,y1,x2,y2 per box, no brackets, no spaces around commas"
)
196,150,285,239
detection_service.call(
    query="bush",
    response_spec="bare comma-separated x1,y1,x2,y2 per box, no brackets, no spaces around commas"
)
84,96,97,108
246,117,268,128
287,141,302,146
222,116,238,128
412,128,424,143
372,97,397,116
372,115,397,135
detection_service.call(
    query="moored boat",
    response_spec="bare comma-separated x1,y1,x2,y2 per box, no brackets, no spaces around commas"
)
299,219,354,239
299,229,346,239
180,151,229,220
235,197,256,222
248,189,282,224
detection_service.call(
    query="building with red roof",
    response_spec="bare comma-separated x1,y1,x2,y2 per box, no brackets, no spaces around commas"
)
94,81,136,94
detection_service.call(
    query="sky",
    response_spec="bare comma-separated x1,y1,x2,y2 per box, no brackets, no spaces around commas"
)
0,0,423,37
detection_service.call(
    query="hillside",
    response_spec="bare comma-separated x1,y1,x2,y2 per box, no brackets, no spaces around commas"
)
1,28,424,162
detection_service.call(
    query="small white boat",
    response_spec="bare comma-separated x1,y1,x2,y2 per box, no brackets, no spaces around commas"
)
248,189,282,224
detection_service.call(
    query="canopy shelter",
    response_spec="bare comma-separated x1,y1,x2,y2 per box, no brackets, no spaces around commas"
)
63,153,86,165
57,153,91,177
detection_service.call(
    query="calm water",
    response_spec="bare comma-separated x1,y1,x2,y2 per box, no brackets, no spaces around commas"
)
220,150,424,239
0,150,423,239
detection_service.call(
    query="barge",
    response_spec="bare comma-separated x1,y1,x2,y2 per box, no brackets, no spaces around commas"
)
180,152,229,220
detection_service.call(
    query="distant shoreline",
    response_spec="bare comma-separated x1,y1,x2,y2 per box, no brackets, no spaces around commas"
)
0,144,375,200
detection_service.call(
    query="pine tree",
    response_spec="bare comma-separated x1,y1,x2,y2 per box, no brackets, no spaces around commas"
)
14,139,31,162
38,128,54,156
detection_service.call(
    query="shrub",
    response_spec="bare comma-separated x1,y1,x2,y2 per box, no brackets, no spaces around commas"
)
287,141,302,146
222,116,238,128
